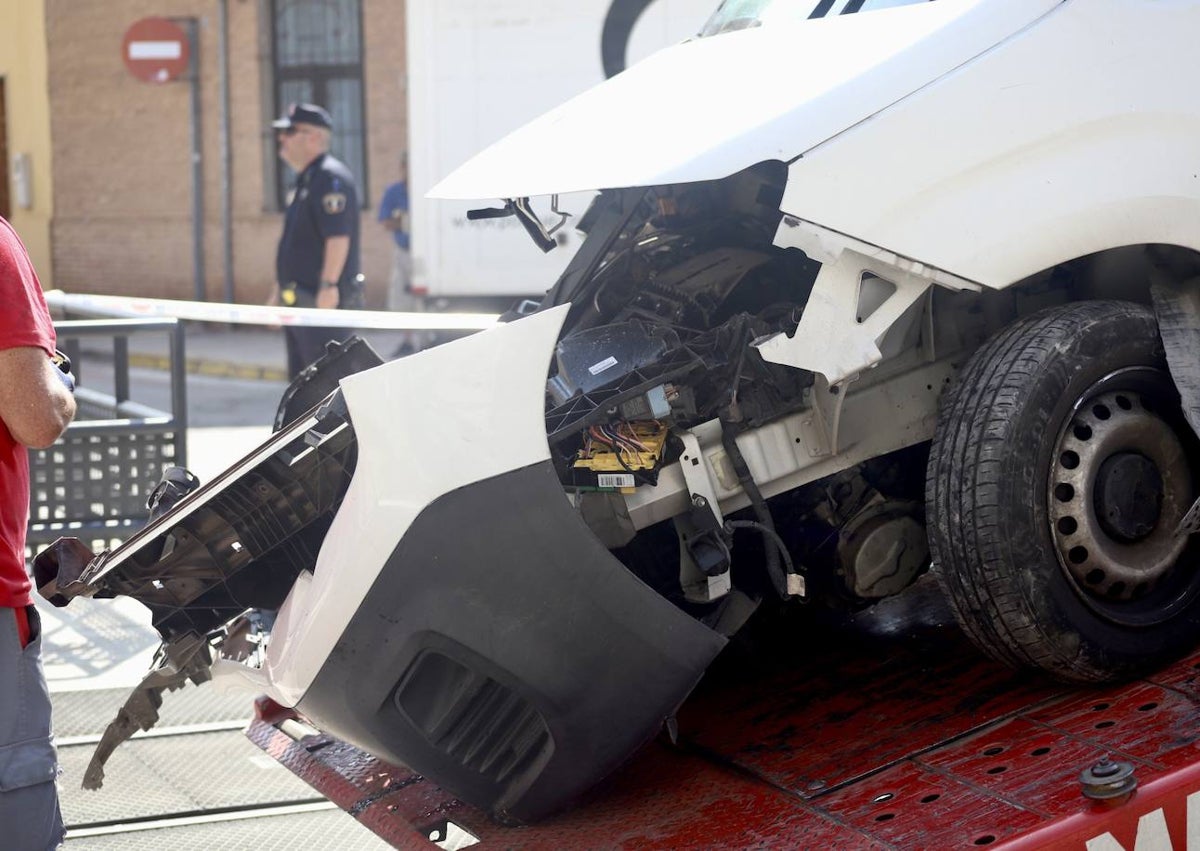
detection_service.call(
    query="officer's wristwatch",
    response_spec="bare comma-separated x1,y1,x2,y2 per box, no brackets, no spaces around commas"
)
320,280,339,290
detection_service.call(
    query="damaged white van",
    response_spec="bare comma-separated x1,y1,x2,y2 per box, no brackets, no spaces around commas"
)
35,0,1200,824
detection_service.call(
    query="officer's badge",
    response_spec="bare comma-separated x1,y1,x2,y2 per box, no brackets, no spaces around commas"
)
323,192,347,214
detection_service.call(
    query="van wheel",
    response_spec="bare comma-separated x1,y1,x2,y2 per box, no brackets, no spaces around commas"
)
926,301,1200,683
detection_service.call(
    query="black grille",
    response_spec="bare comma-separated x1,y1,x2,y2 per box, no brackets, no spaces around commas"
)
394,651,551,784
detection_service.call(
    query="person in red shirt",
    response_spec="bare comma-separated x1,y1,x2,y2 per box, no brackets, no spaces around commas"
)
0,216,76,849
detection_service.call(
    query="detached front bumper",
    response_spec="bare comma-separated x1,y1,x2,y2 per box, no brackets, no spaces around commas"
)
284,305,726,821
297,456,726,822
38,305,726,822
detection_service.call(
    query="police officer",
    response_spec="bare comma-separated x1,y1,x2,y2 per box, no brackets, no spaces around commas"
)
268,102,363,379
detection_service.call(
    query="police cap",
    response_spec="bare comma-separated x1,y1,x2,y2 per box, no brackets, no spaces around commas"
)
271,102,333,131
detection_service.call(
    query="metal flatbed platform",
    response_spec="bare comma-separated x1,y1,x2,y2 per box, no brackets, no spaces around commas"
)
246,586,1200,849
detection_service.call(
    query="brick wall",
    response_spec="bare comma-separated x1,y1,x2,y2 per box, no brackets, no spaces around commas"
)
47,0,405,308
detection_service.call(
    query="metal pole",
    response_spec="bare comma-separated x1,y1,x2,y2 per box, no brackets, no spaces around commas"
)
169,320,188,468
218,0,234,304
113,336,130,405
187,18,206,302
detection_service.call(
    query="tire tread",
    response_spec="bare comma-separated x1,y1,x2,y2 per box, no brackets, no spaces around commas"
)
927,301,1167,682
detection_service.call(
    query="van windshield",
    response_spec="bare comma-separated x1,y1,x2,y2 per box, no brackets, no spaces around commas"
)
700,0,937,36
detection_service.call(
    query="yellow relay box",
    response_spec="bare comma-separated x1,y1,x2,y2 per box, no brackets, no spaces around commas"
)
570,422,669,493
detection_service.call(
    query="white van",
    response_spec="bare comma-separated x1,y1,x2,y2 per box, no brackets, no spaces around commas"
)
41,0,1200,823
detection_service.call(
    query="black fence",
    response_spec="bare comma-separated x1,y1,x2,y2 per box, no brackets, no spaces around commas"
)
27,318,187,553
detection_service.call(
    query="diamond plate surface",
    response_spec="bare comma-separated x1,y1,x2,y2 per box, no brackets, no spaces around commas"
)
60,739,196,824
59,731,315,826
64,808,394,850
53,685,254,738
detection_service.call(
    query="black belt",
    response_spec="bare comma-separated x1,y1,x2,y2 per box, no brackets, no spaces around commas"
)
280,282,316,307
281,276,364,309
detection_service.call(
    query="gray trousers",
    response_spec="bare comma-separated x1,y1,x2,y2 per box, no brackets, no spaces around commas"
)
0,606,64,850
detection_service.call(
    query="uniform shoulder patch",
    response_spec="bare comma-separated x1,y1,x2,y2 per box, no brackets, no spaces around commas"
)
322,192,347,214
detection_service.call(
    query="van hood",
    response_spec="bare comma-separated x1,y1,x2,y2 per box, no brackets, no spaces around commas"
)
430,0,1063,201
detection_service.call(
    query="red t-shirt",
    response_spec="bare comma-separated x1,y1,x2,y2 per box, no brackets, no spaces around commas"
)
0,217,56,608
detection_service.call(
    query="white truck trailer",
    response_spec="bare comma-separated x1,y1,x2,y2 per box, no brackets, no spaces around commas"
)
405,0,716,304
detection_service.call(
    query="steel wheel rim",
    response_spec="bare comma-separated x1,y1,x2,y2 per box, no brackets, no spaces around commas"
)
1048,367,1198,624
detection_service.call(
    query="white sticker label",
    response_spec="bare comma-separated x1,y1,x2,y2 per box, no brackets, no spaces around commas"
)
129,40,184,60
597,474,635,489
588,356,619,376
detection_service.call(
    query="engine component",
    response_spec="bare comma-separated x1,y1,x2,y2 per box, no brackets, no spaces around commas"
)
837,502,929,599
545,331,704,442
680,531,733,603
810,468,928,601
619,384,671,420
547,322,678,405
570,421,668,492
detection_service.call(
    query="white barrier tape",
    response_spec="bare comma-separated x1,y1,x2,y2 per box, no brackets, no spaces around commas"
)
44,290,502,331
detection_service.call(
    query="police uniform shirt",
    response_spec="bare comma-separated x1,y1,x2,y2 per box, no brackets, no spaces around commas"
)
276,152,361,297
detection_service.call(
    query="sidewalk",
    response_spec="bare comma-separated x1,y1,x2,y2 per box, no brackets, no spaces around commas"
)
113,324,420,383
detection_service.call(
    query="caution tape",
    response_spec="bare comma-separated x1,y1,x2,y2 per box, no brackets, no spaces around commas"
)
43,290,501,331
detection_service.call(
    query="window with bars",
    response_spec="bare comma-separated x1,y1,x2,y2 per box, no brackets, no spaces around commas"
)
270,0,368,209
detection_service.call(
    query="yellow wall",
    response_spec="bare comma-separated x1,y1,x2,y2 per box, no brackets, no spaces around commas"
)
0,0,53,281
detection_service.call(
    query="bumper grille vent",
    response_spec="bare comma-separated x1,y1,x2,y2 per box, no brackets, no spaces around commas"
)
394,651,551,784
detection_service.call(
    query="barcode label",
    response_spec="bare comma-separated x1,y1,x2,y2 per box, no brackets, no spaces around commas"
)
597,474,635,489
588,356,619,376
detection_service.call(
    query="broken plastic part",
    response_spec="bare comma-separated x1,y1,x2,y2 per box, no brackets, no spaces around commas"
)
33,538,103,607
83,635,215,790
146,466,201,522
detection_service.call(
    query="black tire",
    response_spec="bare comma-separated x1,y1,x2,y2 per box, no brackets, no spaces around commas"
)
927,300,1200,683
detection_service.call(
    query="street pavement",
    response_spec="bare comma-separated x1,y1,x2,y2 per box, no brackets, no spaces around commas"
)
42,323,407,848
73,323,417,405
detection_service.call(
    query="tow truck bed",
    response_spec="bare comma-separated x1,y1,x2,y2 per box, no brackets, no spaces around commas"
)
246,583,1200,849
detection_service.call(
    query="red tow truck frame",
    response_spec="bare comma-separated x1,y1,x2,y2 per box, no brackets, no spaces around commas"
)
247,589,1200,850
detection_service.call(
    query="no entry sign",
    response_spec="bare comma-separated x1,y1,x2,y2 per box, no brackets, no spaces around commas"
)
122,17,190,83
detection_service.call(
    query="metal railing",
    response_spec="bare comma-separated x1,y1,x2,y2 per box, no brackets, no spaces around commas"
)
27,318,188,551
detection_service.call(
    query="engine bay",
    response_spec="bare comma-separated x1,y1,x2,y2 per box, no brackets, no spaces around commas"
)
540,164,935,625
